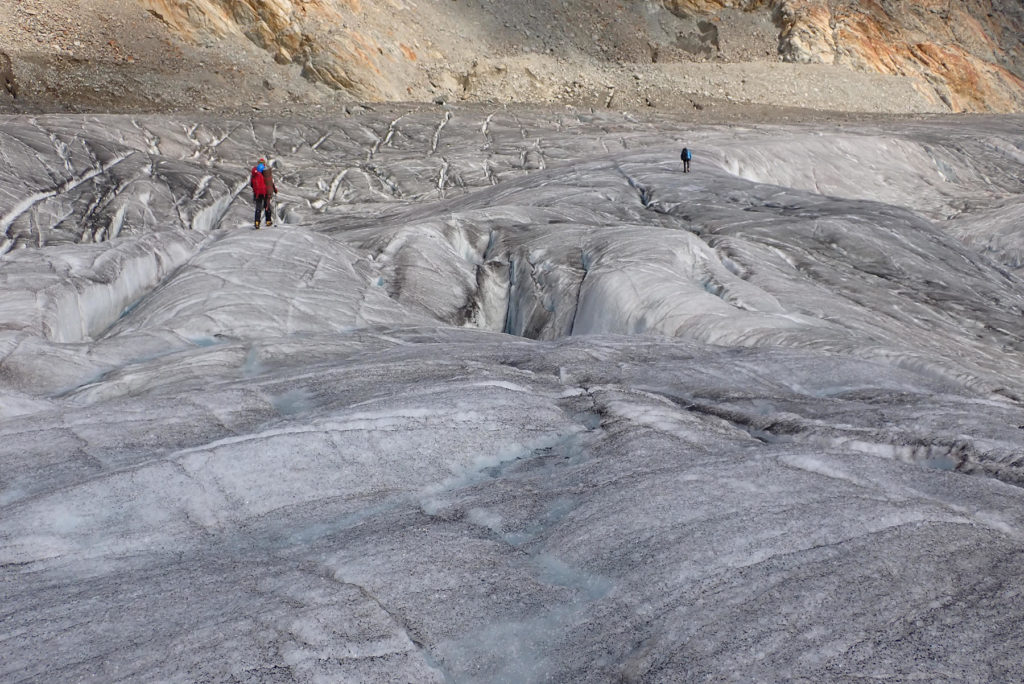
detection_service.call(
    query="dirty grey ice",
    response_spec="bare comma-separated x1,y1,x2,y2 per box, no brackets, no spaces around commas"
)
2,106,1024,681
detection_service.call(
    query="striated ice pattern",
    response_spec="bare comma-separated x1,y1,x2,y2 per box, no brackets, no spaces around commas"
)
2,106,1024,681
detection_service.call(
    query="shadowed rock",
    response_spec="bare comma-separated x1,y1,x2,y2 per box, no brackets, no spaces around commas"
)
0,51,16,98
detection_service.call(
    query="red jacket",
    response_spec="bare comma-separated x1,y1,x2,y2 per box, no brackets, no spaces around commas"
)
250,166,267,197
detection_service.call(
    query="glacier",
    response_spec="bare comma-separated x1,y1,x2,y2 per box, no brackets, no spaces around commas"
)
2,106,1024,681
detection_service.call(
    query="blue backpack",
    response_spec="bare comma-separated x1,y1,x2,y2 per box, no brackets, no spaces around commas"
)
682,148,692,161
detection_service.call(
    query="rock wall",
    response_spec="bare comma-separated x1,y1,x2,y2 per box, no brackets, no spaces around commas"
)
771,0,1024,112
665,0,1024,111
140,0,434,100
137,0,1024,113
4,0,1018,113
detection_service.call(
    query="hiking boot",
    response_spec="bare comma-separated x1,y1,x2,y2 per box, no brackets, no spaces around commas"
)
265,219,273,227
254,221,261,230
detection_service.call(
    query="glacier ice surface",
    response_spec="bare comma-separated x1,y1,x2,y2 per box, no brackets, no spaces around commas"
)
2,107,1024,681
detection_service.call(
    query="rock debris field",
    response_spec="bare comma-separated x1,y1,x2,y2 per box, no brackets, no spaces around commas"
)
2,105,1024,681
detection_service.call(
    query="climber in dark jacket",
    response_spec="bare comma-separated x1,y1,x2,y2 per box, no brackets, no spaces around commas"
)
261,160,278,226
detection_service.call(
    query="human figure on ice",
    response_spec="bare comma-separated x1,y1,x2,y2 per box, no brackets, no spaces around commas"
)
681,147,691,173
250,158,277,228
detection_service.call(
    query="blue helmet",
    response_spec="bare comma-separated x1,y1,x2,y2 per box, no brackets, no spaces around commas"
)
257,162,266,172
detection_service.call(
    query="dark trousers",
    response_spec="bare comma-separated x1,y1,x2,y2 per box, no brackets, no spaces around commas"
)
683,159,690,173
254,195,272,224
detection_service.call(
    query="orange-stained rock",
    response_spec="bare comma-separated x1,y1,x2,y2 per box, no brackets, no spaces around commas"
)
768,0,1024,112
669,0,1024,112
135,0,1024,111
138,0,427,100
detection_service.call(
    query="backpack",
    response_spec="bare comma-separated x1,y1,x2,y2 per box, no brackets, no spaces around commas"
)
250,166,267,196
682,148,691,161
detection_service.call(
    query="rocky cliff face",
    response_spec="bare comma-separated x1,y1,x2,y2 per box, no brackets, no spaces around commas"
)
768,0,1024,112
3,0,1024,113
138,0,1024,112
665,0,1024,111
140,0,431,100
